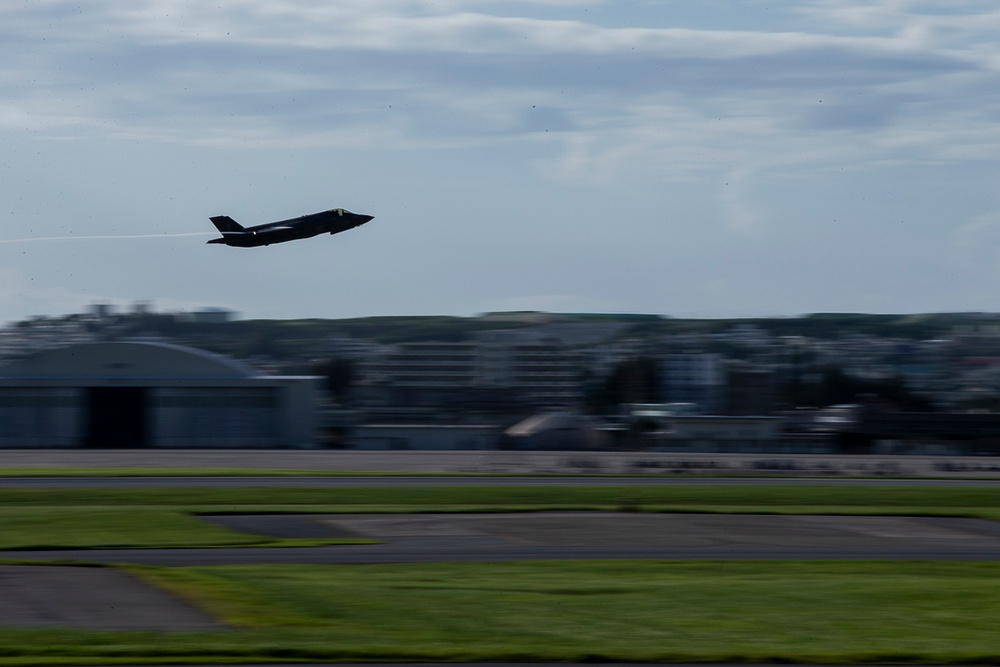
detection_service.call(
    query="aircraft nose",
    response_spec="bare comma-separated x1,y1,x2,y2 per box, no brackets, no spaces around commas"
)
358,214,374,224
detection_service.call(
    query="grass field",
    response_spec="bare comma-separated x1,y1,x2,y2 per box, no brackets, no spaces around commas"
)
0,507,372,550
2,481,1000,663
5,483,1000,510
0,467,426,477
1,561,999,664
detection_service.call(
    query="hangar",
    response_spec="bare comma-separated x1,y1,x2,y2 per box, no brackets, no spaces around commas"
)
0,341,318,448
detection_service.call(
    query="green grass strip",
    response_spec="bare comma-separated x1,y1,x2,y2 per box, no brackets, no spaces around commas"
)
0,468,446,477
0,467,727,477
1,485,999,549
0,483,999,509
0,560,996,664
0,508,372,550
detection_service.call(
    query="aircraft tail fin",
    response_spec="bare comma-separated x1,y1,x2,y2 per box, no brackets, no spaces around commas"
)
210,215,245,233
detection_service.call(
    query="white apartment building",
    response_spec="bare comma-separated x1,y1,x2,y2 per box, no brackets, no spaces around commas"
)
359,332,582,408
369,342,480,387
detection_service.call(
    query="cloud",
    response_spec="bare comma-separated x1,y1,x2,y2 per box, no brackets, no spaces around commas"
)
4,2,1000,206
0,266,121,323
949,206,1000,273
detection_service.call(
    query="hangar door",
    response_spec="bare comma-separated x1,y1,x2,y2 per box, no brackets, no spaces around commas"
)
84,387,149,448
155,387,280,447
0,388,78,447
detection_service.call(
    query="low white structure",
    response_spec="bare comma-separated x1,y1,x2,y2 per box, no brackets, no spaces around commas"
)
0,341,318,448
504,412,609,450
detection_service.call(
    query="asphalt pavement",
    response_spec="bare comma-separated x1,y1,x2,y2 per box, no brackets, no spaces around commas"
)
0,565,222,631
12,512,1000,565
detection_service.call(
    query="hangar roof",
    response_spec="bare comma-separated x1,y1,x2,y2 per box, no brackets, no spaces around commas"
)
0,341,257,379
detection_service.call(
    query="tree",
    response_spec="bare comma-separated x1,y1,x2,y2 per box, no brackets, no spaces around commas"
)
313,358,355,404
585,357,660,412
815,366,935,412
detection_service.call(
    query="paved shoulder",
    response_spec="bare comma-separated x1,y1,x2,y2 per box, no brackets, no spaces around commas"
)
0,565,223,631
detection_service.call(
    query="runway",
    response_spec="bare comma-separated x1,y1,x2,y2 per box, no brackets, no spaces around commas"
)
4,451,1000,633
3,474,1000,488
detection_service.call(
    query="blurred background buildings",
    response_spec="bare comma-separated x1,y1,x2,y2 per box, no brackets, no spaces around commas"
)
5,306,1000,453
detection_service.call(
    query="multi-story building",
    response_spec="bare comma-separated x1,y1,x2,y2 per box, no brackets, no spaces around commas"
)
379,342,479,387
357,341,479,409
358,332,582,411
660,353,725,414
326,336,384,360
478,331,582,406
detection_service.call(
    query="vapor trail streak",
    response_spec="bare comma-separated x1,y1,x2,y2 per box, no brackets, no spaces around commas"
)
0,232,213,244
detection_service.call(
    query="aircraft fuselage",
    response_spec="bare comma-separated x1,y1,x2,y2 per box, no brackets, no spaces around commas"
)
207,208,373,248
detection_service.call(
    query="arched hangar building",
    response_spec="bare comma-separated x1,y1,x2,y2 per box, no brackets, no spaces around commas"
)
0,341,318,448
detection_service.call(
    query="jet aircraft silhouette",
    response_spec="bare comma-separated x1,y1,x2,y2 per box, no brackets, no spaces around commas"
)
207,208,373,247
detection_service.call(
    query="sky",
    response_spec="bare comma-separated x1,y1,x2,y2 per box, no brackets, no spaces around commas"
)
3,1,1000,324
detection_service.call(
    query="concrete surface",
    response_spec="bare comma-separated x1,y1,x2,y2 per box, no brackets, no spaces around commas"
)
0,565,223,630
1,475,998,489
201,513,360,539
215,511,1000,550
1,449,1000,477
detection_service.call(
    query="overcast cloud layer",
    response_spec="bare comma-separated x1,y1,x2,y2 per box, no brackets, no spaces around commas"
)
2,0,1000,323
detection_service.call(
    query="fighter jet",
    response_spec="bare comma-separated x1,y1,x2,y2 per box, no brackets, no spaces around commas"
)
207,208,373,248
